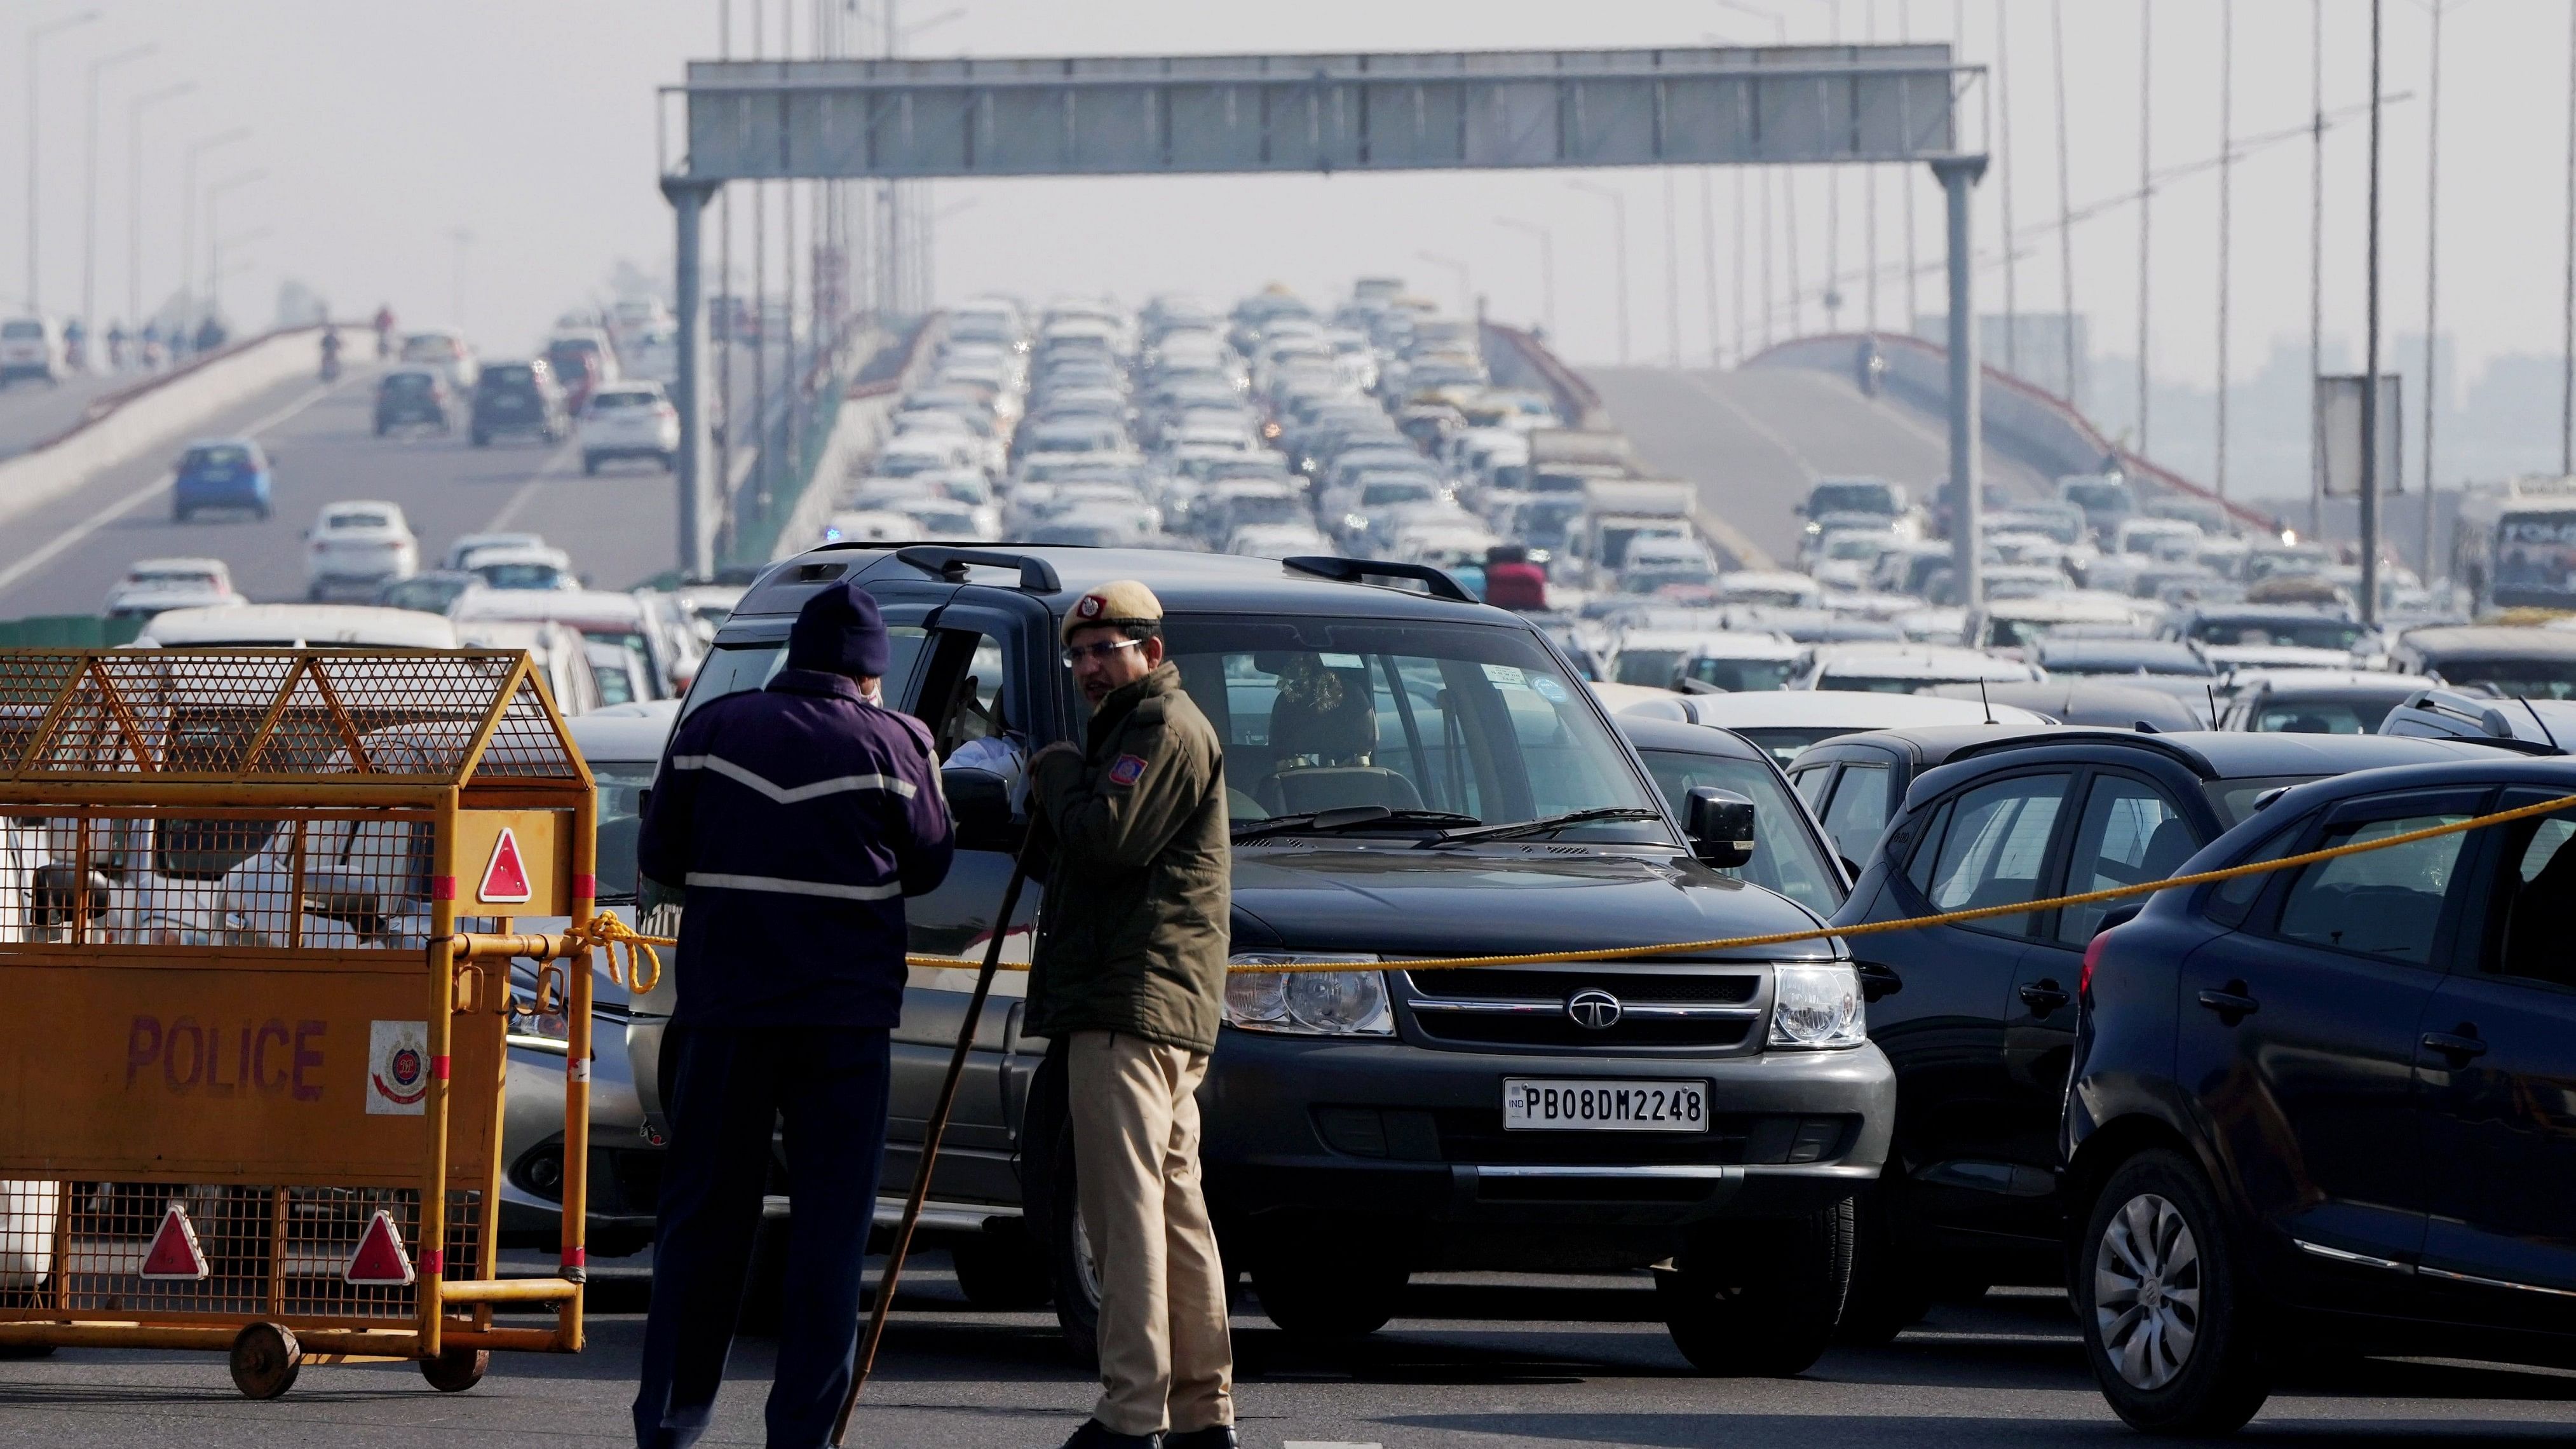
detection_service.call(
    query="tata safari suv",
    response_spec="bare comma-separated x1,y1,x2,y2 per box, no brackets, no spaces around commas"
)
628,543,1895,1375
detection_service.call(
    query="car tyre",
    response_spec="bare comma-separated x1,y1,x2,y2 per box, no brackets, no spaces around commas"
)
1248,1225,1408,1342
1657,1198,1855,1376
1835,1185,1934,1347
471,430,489,447
582,451,600,477
2077,1150,2270,1436
949,1223,1053,1310
173,506,193,524
660,450,677,472
1022,1044,1101,1366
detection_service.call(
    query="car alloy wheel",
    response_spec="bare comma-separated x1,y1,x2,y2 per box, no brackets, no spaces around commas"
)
2093,1190,2200,1392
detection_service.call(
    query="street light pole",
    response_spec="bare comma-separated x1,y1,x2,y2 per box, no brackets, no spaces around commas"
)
26,11,101,313
179,128,248,325
203,170,265,324
1494,217,1556,340
1568,180,1630,364
2361,0,2385,626
126,82,192,338
1417,250,1472,318
83,42,155,339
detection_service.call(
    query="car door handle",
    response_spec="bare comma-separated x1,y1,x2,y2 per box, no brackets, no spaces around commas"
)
2197,987,2260,1018
1855,961,1903,1001
2421,1030,2489,1062
2017,981,2072,1014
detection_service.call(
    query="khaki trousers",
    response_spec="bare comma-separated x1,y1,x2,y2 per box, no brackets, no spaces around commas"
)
1066,1030,1235,1438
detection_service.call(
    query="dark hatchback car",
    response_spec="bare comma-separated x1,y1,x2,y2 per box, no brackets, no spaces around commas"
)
2388,624,2576,701
470,359,568,446
1613,714,1849,918
373,366,457,434
2064,756,2576,1432
630,544,1895,1375
1822,728,2496,1340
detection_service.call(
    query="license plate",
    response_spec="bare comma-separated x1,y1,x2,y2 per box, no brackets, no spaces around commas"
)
1502,1078,1709,1132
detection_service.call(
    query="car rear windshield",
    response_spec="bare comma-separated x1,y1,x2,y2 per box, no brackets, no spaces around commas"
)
3,321,46,340
2248,690,2415,734
1733,726,1867,766
591,390,655,410
1683,656,1798,692
185,446,252,470
383,374,434,394
484,365,535,388
1808,482,1895,515
2435,657,2576,700
1612,649,1685,687
329,512,392,530
2188,617,2364,651
477,564,563,589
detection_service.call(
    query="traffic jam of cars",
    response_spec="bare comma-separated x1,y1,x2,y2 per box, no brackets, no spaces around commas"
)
43,276,2576,1436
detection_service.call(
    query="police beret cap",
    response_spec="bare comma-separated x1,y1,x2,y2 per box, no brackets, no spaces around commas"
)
1062,579,1163,639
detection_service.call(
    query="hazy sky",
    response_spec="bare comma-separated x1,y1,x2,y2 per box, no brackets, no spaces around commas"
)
3,0,2554,399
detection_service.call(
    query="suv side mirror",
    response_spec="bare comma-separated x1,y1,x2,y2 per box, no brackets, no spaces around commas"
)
1683,787,1756,869
943,766,1019,852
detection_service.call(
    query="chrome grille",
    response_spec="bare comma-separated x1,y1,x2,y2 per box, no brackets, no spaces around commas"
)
1399,964,1767,1051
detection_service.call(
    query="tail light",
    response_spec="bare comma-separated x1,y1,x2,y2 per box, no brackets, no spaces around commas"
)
2080,929,2114,997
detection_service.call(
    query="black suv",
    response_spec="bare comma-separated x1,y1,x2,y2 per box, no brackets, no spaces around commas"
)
470,358,567,446
373,366,457,434
630,543,1895,1374
2066,756,2576,1432
1824,728,2494,1338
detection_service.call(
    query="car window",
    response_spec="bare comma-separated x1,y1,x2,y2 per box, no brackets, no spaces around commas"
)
1685,656,1797,691
2490,815,2576,989
2203,811,2316,929
1636,749,1843,912
1819,762,1892,864
2057,775,2195,944
592,761,653,903
678,629,927,721
328,512,392,530
1919,773,2073,937
1790,765,1834,810
1611,650,1683,688
1164,618,1664,836
2274,813,2471,965
2250,696,2406,735
918,631,1015,763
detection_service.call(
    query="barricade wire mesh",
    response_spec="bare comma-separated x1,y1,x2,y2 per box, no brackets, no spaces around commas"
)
0,1180,481,1324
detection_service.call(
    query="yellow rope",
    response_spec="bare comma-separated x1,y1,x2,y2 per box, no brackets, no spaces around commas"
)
595,789,2576,979
566,913,665,994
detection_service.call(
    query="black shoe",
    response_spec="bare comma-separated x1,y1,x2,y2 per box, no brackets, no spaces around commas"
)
1163,1427,1238,1449
1058,1420,1159,1449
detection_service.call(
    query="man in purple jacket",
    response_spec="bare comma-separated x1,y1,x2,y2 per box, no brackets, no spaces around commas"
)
631,580,954,1449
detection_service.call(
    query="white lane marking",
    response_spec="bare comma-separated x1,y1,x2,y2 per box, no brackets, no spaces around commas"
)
1678,369,1822,482
0,376,346,600
482,439,582,531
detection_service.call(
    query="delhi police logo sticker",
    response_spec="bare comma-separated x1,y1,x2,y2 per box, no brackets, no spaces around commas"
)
1107,754,1148,787
1566,988,1623,1031
367,1019,430,1116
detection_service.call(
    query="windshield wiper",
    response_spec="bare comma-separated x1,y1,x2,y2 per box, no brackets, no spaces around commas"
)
1417,806,1665,847
1231,806,1480,843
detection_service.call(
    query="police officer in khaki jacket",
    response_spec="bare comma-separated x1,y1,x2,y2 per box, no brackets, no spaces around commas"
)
1026,580,1235,1449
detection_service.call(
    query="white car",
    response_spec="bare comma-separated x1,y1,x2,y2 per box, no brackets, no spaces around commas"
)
1602,688,2054,766
444,531,549,571
824,509,918,545
463,545,580,591
304,501,420,601
105,557,243,620
0,316,66,386
580,383,680,474
1226,522,1332,559
1714,570,1826,611
1793,643,2046,694
135,603,461,649
398,328,478,392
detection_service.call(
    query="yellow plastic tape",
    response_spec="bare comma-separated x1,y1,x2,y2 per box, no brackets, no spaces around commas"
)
606,789,2576,978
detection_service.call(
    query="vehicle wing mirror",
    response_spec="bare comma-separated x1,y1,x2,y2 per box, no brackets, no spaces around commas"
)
1683,786,1756,869
942,766,1019,852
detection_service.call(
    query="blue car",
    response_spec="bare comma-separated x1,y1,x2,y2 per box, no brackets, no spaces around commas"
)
172,437,271,522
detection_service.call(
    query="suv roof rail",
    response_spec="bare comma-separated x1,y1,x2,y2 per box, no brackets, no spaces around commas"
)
892,545,1062,593
1941,727,2218,779
2379,687,2564,754
1282,554,1477,603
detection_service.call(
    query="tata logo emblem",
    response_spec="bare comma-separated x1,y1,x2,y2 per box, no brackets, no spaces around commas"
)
1566,988,1624,1030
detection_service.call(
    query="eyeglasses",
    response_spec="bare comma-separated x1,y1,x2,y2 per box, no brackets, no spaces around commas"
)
1061,638,1146,668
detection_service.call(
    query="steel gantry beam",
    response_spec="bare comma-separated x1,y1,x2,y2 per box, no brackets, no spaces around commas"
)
655,44,1987,581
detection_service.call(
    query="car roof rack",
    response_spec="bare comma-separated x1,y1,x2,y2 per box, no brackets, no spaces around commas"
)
1282,554,1477,604
2379,688,2564,754
891,545,1062,593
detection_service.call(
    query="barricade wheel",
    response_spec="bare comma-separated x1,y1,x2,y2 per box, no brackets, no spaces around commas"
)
419,1345,489,1393
228,1322,301,1399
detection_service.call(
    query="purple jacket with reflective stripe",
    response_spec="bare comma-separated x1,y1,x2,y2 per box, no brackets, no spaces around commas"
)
639,668,954,1027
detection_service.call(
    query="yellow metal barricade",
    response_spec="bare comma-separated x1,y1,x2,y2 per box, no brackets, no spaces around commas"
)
0,648,597,1398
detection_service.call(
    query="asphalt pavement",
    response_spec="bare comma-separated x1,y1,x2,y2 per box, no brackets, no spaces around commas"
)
1585,365,2052,568
0,371,130,461
3,1265,2570,1446
0,339,801,618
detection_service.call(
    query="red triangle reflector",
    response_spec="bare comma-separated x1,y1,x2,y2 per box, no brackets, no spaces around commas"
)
139,1202,209,1281
478,827,532,904
344,1209,416,1286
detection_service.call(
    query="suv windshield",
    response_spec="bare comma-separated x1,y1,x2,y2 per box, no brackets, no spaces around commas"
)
2437,656,2576,700
1162,618,1667,840
2187,617,2363,651
1808,482,1895,515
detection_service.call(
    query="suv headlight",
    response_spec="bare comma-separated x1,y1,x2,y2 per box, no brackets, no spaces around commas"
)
1768,963,1866,1049
1223,953,1392,1037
